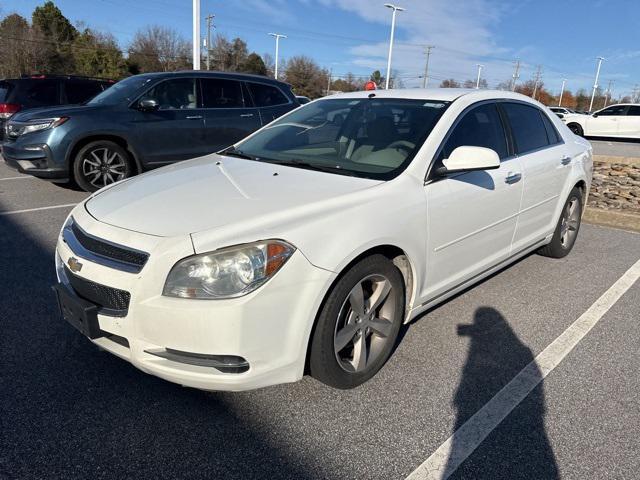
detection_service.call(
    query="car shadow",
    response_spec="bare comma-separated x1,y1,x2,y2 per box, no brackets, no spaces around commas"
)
0,211,315,480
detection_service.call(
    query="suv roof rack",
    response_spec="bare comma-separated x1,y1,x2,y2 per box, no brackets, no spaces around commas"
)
20,74,116,83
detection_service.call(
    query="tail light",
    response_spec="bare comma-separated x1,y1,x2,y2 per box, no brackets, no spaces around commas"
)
0,103,21,120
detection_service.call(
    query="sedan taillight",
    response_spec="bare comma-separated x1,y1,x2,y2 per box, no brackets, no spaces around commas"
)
0,103,21,119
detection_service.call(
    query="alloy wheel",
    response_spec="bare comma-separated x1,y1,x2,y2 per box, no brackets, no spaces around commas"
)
81,147,127,188
560,197,580,248
333,274,397,373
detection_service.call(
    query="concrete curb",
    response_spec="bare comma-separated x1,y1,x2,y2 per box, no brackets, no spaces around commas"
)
584,207,640,233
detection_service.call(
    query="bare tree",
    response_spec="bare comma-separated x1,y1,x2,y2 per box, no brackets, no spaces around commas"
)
440,78,460,88
128,25,190,72
284,56,328,98
0,14,49,76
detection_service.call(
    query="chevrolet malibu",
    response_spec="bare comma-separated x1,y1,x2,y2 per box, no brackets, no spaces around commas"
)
53,89,592,391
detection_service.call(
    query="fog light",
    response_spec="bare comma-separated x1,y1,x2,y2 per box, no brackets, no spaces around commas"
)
145,348,250,373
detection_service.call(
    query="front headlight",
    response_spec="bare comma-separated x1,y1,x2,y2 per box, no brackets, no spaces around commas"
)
9,117,68,137
163,240,295,299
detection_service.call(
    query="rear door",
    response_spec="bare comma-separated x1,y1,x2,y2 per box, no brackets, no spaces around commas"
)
423,102,523,300
503,102,571,251
199,77,261,152
618,105,640,139
131,77,207,166
63,80,104,104
586,104,627,136
246,81,295,125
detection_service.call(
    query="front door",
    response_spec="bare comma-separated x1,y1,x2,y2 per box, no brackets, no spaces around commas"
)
423,102,523,301
132,78,207,166
199,78,262,153
586,104,626,136
618,105,640,138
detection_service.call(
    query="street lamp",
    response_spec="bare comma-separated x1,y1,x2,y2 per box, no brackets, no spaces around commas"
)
384,3,404,90
269,33,287,80
589,56,605,113
192,0,201,70
475,64,484,89
558,79,567,107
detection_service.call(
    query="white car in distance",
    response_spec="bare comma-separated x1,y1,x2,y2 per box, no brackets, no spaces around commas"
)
564,103,640,139
53,89,593,391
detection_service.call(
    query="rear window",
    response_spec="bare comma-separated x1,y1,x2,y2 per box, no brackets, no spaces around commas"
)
17,80,60,107
0,81,13,103
247,82,289,107
502,102,550,154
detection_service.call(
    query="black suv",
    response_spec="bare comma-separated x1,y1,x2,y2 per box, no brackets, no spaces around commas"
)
2,71,299,191
0,75,113,140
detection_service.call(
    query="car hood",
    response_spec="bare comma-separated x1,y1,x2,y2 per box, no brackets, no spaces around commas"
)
85,154,382,237
12,104,104,121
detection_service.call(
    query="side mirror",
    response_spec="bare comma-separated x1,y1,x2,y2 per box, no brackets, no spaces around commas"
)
557,113,565,119
138,98,159,112
592,113,598,118
437,146,500,175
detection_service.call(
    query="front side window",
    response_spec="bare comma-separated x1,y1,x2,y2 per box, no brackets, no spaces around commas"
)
201,78,244,108
439,103,508,161
247,83,289,107
231,98,449,180
596,105,627,116
140,78,197,110
502,102,550,154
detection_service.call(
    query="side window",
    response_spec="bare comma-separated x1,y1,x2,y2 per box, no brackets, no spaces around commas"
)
25,80,59,106
540,112,562,145
597,105,626,116
625,106,640,116
201,78,244,108
502,102,550,154
141,78,197,110
65,80,103,104
247,83,289,107
440,103,508,161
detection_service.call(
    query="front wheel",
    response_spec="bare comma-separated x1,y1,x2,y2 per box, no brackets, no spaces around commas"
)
309,255,405,389
538,187,583,258
73,140,133,192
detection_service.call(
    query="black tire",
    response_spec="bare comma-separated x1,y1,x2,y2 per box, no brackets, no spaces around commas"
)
538,187,583,258
309,254,405,389
567,123,584,137
73,140,134,192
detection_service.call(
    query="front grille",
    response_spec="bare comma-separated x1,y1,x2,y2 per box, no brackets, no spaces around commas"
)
70,221,149,271
65,267,130,316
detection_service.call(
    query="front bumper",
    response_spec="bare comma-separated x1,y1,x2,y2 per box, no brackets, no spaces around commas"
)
2,141,68,180
54,205,335,391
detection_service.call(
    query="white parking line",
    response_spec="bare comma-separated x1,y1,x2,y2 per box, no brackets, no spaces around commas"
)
406,257,640,480
0,176,32,181
0,203,77,217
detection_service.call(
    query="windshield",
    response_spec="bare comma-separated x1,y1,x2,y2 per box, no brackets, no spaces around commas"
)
232,97,449,180
86,75,154,106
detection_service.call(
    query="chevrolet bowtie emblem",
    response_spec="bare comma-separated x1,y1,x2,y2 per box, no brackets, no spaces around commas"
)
67,257,83,273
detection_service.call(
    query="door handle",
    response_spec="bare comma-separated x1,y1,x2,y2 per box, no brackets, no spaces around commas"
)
561,155,572,165
186,115,203,120
504,172,522,184
240,113,254,118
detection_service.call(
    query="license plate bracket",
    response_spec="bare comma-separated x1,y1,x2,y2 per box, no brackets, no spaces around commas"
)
52,284,103,339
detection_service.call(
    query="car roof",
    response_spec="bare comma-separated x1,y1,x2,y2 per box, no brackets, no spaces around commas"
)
131,70,289,86
324,88,541,104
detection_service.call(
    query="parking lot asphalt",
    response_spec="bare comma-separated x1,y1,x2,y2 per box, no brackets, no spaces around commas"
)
1,160,639,480
589,138,640,157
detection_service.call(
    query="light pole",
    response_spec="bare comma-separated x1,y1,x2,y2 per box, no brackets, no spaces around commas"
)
269,33,287,80
589,56,605,113
205,14,214,70
558,79,566,106
422,45,434,88
475,64,484,89
192,0,201,70
384,3,404,90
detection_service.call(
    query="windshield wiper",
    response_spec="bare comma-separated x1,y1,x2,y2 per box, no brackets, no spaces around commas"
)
274,159,357,176
219,146,257,160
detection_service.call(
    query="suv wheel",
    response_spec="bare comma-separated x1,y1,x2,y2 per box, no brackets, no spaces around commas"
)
73,140,133,192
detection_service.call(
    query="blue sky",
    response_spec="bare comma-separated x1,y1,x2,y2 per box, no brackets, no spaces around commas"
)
4,0,639,96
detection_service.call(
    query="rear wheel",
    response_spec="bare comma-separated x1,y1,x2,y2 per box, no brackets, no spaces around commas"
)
538,187,583,258
567,123,584,136
73,140,133,192
309,254,404,389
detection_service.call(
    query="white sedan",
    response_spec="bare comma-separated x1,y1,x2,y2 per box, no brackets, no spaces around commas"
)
53,89,592,391
564,103,640,139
